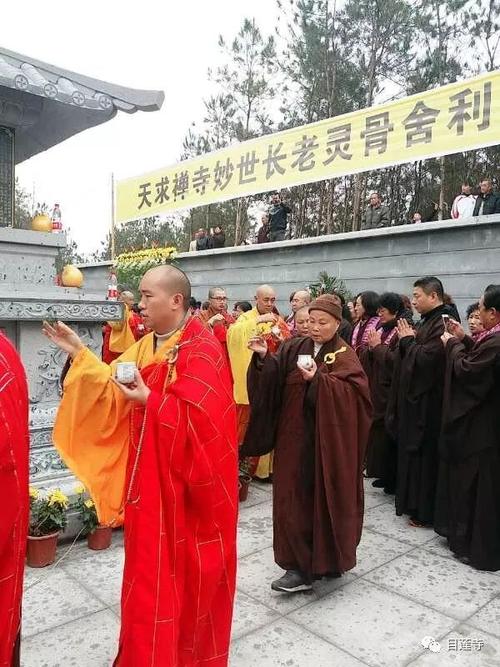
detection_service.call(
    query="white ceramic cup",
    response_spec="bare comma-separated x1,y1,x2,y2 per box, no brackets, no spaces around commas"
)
297,354,313,370
115,362,137,384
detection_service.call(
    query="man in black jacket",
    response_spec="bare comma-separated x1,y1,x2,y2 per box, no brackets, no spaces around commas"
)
473,179,500,217
210,226,226,248
268,192,291,242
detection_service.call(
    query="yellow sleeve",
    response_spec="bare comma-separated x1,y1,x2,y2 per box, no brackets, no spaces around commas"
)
227,312,257,404
108,305,136,353
53,347,133,526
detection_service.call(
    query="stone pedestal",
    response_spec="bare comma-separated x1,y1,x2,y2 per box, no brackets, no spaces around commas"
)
0,228,122,496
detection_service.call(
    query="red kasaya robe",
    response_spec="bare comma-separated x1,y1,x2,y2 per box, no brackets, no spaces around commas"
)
195,309,234,375
0,334,29,667
54,318,238,666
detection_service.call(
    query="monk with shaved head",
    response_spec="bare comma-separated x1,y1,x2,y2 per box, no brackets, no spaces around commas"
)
286,289,312,335
43,264,238,666
102,287,148,365
227,283,290,480
194,287,234,367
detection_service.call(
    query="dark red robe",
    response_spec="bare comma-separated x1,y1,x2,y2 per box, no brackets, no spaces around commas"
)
242,335,372,577
0,334,29,667
435,333,500,571
115,318,238,666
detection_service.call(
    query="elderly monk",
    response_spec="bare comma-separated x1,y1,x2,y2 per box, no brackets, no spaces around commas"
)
43,266,238,667
195,287,234,365
286,290,311,335
227,284,290,480
242,294,372,592
435,284,500,571
102,290,147,364
0,333,29,667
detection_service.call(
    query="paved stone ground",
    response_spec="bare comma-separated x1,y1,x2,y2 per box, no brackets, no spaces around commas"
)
22,480,500,666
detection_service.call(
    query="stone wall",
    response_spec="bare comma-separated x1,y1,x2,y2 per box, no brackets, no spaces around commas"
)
0,228,123,496
80,215,500,319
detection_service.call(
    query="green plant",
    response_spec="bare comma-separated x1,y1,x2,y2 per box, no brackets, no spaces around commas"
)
309,271,352,301
73,484,99,535
29,487,68,537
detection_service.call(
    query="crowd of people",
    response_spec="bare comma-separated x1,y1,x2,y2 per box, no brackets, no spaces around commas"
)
2,265,500,665
187,276,500,589
188,191,293,251
187,179,500,250
365,178,500,229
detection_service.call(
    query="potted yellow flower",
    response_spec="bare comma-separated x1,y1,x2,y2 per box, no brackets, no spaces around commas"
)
74,484,112,550
27,487,68,567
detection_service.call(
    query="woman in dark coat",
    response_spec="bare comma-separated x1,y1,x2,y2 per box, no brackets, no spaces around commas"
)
362,293,410,493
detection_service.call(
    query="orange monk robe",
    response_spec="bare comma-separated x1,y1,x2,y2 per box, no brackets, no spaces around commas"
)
53,318,238,667
227,309,290,479
0,334,29,667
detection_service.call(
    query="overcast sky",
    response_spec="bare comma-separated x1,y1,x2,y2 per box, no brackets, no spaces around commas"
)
7,0,279,254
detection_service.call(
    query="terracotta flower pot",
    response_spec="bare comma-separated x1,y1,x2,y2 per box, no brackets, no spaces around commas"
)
87,526,113,551
238,474,252,502
26,532,59,568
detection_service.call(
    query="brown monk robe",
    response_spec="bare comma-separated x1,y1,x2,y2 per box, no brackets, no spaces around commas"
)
241,295,372,592
387,277,447,527
435,286,500,571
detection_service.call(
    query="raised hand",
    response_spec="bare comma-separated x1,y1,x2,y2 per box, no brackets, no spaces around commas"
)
208,313,225,327
248,335,268,358
298,358,317,381
367,329,382,349
257,313,278,325
447,319,465,340
441,332,454,346
111,369,151,406
397,318,415,339
42,321,85,358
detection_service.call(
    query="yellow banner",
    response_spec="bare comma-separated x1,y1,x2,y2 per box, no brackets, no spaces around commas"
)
116,70,500,223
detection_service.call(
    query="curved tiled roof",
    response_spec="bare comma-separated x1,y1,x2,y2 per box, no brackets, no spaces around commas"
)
0,47,164,162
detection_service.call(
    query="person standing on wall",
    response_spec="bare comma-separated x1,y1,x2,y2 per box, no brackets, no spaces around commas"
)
451,182,476,219
268,192,291,242
361,192,390,230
